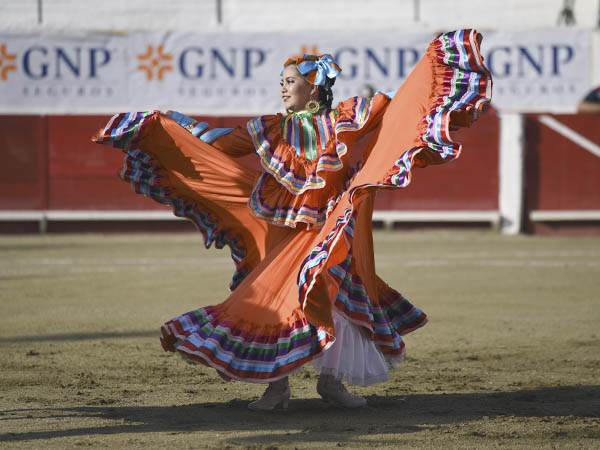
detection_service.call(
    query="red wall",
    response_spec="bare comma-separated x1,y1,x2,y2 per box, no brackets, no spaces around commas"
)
374,108,500,210
0,116,48,209
525,114,600,211
0,110,500,212
0,115,249,211
46,115,158,210
6,111,600,216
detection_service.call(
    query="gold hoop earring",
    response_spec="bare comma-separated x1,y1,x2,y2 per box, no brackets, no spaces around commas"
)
305,99,321,114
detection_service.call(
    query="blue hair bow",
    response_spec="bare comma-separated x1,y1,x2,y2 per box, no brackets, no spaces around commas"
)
284,54,341,86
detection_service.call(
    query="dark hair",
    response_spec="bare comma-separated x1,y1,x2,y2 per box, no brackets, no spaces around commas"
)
318,78,336,110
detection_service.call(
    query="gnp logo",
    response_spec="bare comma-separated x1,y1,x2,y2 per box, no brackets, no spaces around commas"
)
0,44,17,80
136,45,173,81
14,46,111,79
136,44,266,81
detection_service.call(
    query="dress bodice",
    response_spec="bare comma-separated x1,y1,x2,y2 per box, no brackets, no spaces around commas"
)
280,109,338,161
246,94,391,229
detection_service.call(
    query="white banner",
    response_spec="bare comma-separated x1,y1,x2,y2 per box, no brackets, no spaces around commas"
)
0,28,591,115
482,28,590,112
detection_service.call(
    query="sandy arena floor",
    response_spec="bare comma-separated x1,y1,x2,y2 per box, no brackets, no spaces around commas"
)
1,230,599,449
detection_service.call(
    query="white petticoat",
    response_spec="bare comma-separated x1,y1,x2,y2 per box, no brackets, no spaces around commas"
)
312,309,390,386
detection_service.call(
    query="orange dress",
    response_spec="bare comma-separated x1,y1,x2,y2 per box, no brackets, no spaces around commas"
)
93,29,492,383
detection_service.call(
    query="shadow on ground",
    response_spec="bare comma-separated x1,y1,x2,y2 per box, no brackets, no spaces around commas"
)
2,385,599,445
0,330,157,343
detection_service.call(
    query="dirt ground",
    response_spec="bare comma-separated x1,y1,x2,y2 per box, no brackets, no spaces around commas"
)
1,230,599,449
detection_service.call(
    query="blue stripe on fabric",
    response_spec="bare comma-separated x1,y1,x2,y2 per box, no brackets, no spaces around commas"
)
316,114,326,150
201,128,234,144
434,113,442,148
191,122,210,137
195,337,318,373
297,252,328,287
374,89,398,99
111,112,133,139
166,110,197,129
455,72,480,111
456,29,472,71
357,98,367,125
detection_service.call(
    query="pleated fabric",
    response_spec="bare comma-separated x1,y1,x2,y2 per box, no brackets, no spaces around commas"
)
93,29,492,383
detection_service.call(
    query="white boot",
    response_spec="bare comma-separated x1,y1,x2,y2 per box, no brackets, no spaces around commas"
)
317,374,366,408
247,377,290,411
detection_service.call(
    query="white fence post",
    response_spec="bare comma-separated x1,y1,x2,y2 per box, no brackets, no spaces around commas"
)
499,112,525,235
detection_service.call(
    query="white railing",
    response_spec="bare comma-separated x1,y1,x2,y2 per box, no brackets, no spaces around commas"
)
3,208,600,233
0,209,503,233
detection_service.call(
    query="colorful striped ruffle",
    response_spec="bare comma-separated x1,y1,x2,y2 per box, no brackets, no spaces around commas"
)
248,173,339,229
248,162,361,229
298,29,491,349
333,96,374,159
297,207,427,360
297,207,355,300
281,109,338,162
247,97,375,197
386,29,492,187
247,99,376,229
94,111,157,151
94,112,249,291
160,306,331,382
329,254,427,359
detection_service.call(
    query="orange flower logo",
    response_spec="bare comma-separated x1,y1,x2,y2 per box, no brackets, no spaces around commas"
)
294,45,320,59
136,45,173,81
0,44,17,81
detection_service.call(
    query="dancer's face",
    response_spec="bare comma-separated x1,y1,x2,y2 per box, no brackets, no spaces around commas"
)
280,65,318,112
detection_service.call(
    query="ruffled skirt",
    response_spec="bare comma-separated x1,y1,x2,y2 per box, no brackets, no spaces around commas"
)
93,29,491,384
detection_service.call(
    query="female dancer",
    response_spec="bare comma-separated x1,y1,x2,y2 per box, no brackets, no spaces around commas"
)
94,29,491,410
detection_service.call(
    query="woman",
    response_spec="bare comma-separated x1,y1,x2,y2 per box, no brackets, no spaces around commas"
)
93,29,492,410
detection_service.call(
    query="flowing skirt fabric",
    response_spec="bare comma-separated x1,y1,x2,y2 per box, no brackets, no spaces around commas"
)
93,29,492,384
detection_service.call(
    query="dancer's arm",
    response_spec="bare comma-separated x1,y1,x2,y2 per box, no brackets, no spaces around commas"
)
211,125,256,157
